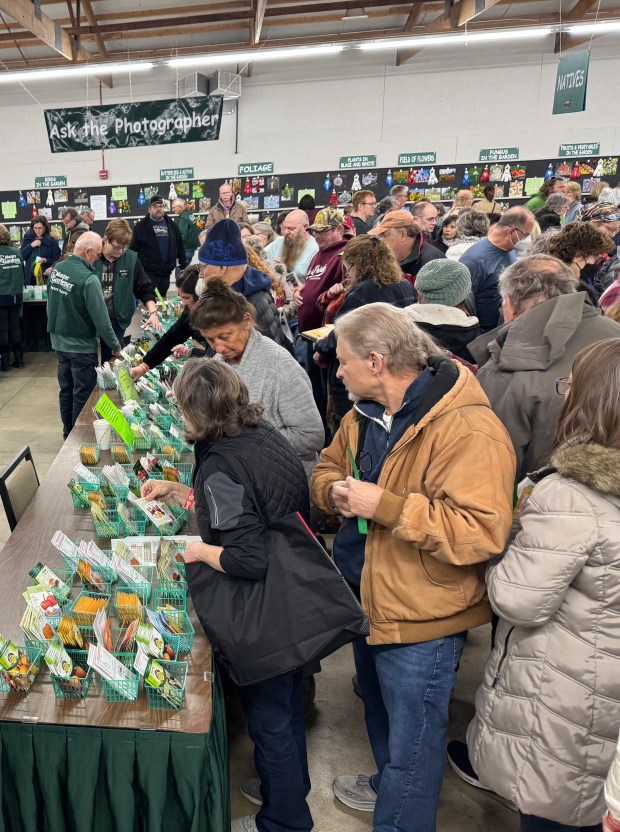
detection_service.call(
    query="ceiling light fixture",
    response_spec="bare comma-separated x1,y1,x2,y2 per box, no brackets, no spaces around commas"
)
342,7,369,19
565,20,620,34
359,26,553,50
168,43,344,69
0,60,154,84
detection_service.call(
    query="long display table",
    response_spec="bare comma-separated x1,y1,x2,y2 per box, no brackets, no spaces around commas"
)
0,390,229,832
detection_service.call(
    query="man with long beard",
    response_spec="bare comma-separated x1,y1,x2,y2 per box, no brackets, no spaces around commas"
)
266,209,318,281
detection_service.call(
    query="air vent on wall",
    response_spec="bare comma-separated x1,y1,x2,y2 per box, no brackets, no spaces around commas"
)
176,72,209,98
207,69,241,100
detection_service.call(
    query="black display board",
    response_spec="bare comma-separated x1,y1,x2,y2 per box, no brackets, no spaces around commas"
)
3,153,618,247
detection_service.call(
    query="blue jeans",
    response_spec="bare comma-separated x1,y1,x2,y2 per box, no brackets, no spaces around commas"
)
353,632,466,832
236,670,313,832
57,350,97,439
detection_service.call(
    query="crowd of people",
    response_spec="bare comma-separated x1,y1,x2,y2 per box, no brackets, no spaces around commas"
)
4,174,620,832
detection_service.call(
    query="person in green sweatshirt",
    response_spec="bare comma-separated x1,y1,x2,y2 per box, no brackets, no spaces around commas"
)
47,231,122,439
172,198,200,264
0,224,25,372
94,218,162,363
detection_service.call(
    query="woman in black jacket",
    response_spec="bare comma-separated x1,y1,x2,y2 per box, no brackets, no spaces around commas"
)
141,360,313,832
315,235,415,433
20,215,60,285
130,266,208,379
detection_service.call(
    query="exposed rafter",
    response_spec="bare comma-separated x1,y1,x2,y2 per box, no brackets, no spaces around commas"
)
450,0,503,26
80,0,109,59
404,2,424,30
253,0,268,45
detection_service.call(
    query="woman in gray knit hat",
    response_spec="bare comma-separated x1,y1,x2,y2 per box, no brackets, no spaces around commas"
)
406,258,481,361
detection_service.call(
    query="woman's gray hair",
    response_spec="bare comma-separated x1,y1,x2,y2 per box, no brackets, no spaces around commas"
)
545,193,571,213
335,302,444,376
456,209,489,238
498,254,576,316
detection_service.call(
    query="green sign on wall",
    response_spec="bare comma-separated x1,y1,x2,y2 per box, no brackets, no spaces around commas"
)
558,142,599,157
35,176,67,188
553,50,590,115
339,155,377,169
44,96,223,153
398,152,436,166
479,147,520,162
160,168,194,181
238,162,274,175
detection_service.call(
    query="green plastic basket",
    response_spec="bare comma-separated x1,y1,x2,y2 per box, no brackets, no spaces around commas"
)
50,648,92,700
152,587,187,612
164,610,195,654
144,659,187,711
97,375,117,391
0,645,43,694
78,443,101,466
114,586,148,625
110,442,133,465
78,563,116,595
68,591,110,627
93,510,121,540
118,509,148,538
101,653,140,702
68,480,101,509
153,412,173,431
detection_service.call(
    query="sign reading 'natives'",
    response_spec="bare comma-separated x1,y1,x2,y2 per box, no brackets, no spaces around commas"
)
44,96,223,153
553,51,589,115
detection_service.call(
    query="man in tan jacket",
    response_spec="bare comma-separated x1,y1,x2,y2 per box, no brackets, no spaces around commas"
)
311,302,515,832
205,181,249,228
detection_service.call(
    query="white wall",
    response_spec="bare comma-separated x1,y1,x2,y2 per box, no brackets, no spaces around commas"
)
1,41,619,190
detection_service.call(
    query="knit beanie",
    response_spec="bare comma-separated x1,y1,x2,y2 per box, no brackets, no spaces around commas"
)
198,218,248,267
415,259,472,307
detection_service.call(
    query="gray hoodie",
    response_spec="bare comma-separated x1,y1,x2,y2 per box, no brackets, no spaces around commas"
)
468,291,620,480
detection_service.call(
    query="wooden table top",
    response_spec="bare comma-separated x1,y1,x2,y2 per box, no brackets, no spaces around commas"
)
0,389,213,734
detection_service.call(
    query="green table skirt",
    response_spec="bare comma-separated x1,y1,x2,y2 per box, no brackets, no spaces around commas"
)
0,673,229,832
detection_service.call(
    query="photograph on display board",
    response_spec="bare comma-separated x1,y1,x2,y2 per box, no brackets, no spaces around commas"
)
510,164,527,179
582,179,600,194
243,196,259,209
175,182,190,196
198,197,211,212
438,168,456,183
425,189,441,202
251,177,265,193
509,181,524,197
264,195,280,210
231,178,242,194
266,176,280,193
338,191,352,205
281,184,295,202
73,190,89,205
145,185,159,199
555,161,572,177
54,189,69,202
332,173,345,188
26,191,41,204
361,172,378,188
489,164,504,182
192,182,205,198
578,161,596,176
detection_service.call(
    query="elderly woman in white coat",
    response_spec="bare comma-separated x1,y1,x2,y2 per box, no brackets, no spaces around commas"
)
466,337,620,832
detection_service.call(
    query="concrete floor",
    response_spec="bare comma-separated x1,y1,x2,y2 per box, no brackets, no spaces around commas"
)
0,352,518,832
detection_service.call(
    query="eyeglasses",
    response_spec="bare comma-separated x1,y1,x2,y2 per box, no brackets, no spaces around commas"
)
107,242,128,254
556,377,571,395
312,228,333,235
361,202,377,207
509,226,529,240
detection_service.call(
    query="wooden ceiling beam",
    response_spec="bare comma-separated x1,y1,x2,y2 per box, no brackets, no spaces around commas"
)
567,0,600,18
0,0,89,60
81,0,109,58
404,3,424,30
253,0,268,44
396,46,423,62
450,0,503,27
67,10,253,36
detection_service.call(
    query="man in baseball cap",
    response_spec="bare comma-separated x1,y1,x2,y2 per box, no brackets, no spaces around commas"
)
294,207,347,433
368,208,444,282
130,193,187,297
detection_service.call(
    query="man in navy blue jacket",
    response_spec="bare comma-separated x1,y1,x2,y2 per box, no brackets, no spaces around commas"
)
130,195,187,297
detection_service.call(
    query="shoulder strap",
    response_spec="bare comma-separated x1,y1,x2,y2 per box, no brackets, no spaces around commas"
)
206,445,268,528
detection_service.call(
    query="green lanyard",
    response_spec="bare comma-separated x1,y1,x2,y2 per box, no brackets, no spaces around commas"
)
347,447,369,536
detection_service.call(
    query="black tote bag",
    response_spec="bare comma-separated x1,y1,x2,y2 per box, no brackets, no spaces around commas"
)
185,450,369,686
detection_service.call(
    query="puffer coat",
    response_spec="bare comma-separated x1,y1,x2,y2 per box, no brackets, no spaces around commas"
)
467,442,620,827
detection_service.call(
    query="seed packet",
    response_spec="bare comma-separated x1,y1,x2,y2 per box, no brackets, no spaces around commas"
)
77,558,110,591
87,642,138,700
44,637,74,678
127,492,176,530
162,461,180,483
134,651,183,708
157,539,184,583
117,502,143,536
2,648,40,692
135,620,165,657
93,608,113,652
23,586,63,618
110,553,150,589
57,616,84,649
115,618,139,653
20,605,56,643
52,530,80,566
28,562,71,600
74,463,99,484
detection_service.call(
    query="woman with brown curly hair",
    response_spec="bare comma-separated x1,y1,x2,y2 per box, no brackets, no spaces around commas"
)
547,222,614,302
314,235,415,432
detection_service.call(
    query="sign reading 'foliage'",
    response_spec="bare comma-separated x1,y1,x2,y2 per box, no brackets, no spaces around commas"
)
44,96,223,153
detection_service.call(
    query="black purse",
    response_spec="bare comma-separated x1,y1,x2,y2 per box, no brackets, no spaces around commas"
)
185,449,369,686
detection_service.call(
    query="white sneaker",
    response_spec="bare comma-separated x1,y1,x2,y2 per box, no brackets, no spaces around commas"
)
333,774,377,812
231,816,259,832
240,778,262,806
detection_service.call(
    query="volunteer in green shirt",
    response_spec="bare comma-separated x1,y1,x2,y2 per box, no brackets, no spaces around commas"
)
47,232,122,439
94,218,162,363
172,198,200,264
0,224,25,372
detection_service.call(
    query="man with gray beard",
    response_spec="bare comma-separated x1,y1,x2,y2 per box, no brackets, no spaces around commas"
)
265,209,318,282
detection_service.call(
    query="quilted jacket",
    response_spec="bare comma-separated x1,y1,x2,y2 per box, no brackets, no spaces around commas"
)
192,421,309,579
467,442,620,827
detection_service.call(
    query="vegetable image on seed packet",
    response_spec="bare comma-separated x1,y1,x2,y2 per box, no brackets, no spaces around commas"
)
28,562,71,599
44,637,74,678
134,651,184,709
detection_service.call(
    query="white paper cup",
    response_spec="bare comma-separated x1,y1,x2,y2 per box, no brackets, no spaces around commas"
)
93,419,111,450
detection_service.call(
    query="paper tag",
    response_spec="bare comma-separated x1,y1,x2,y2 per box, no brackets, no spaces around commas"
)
74,463,99,484
52,531,80,560
95,394,133,446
